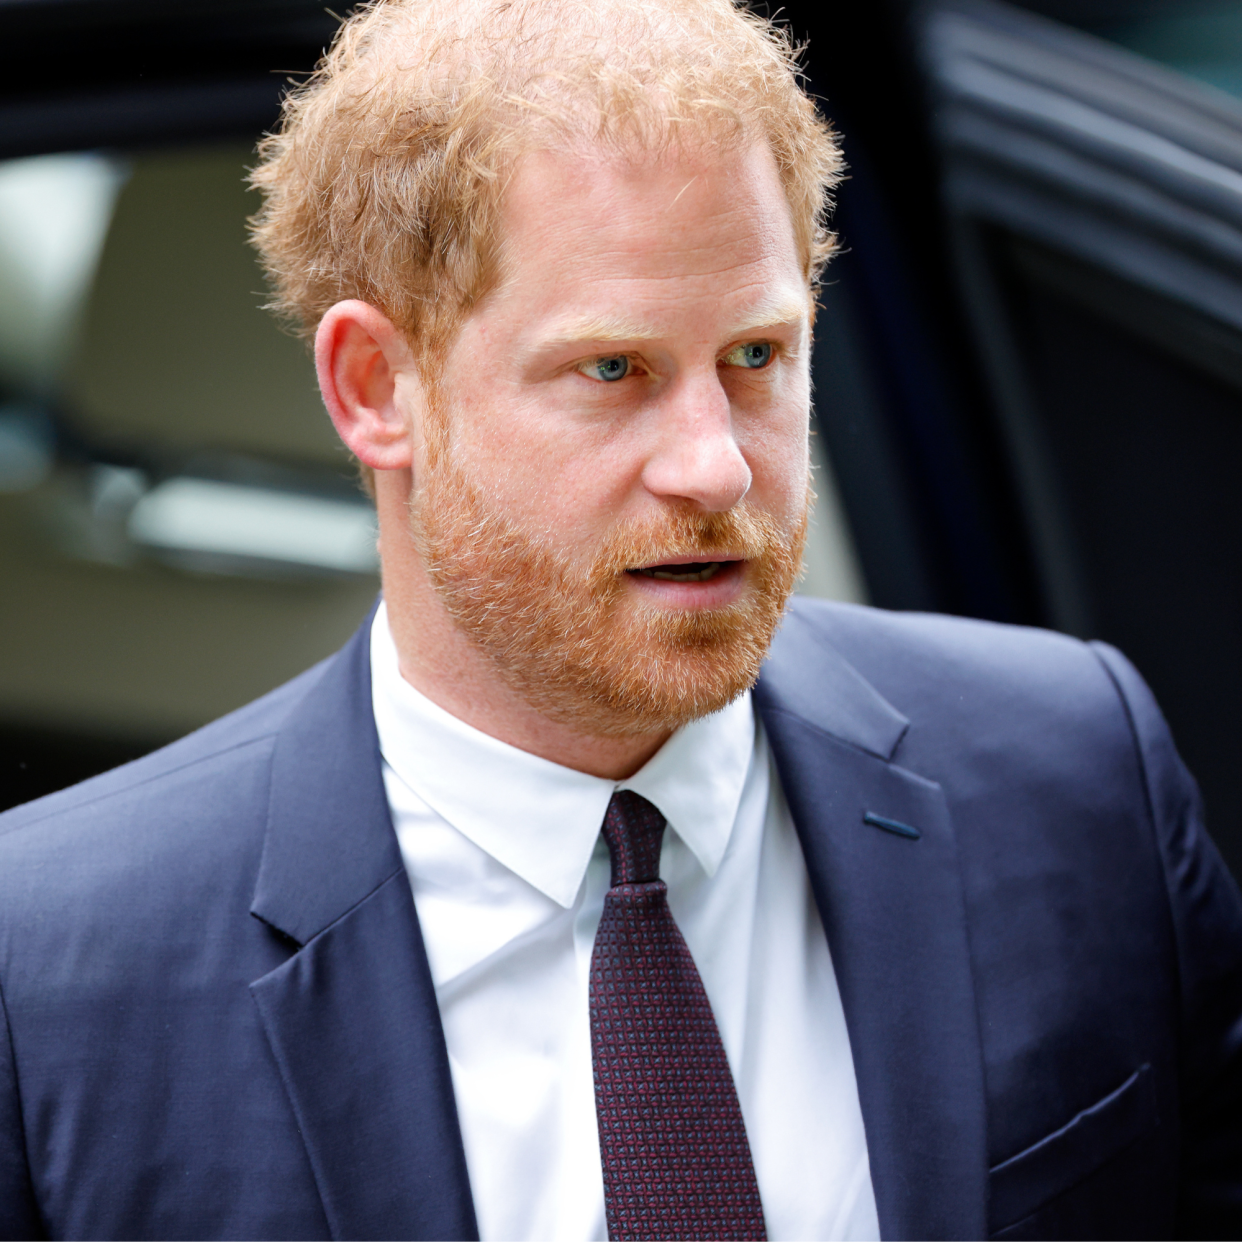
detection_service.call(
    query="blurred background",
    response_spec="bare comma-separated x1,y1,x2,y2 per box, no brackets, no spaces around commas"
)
1,0,1240,881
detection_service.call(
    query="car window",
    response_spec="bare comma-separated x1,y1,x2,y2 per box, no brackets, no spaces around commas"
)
0,142,384,801
1100,2,1242,100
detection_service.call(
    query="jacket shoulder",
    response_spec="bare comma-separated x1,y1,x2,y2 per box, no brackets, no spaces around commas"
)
0,656,338,924
782,597,1103,695
0,656,331,839
776,598,1125,749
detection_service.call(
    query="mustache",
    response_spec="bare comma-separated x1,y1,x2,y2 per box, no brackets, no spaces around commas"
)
590,506,785,581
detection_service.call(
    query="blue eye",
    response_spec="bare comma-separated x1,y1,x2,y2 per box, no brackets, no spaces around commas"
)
586,356,630,382
726,342,773,369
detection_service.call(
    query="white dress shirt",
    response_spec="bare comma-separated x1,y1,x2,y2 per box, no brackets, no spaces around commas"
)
370,603,880,1242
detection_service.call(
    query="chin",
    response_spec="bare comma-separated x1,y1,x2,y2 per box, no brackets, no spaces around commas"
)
500,597,785,738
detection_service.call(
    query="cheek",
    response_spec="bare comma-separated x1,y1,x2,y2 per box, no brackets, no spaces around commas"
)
769,441,812,522
740,401,811,510
445,384,643,534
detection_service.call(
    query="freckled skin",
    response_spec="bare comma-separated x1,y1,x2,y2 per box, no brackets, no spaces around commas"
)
317,139,812,778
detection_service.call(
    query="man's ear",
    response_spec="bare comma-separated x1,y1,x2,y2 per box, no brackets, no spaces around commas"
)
315,300,420,471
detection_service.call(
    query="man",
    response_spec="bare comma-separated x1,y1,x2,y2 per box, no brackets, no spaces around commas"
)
0,0,1239,1238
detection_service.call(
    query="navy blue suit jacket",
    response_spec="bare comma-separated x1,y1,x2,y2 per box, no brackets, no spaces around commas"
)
1,598,1240,1240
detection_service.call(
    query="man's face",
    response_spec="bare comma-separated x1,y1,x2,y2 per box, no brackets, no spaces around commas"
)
402,138,812,737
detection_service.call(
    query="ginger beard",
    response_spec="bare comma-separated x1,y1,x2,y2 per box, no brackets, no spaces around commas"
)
410,407,809,738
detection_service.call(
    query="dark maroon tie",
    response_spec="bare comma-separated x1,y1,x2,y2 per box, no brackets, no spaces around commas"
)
589,790,767,1241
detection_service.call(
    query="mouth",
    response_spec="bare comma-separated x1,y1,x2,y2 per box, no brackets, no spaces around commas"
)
627,559,738,583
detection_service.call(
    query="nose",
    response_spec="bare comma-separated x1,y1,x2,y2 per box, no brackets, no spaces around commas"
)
640,372,752,512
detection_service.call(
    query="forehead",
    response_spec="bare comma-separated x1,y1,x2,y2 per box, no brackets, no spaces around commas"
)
485,139,806,333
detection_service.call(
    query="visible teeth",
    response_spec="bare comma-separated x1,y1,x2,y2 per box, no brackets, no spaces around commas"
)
637,562,724,582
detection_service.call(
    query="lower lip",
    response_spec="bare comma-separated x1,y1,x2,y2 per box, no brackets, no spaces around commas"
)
624,560,747,610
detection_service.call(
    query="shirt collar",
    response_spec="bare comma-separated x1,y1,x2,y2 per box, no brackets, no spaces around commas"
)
370,602,756,908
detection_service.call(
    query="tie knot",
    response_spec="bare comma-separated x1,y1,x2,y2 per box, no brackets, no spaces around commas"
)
601,790,666,886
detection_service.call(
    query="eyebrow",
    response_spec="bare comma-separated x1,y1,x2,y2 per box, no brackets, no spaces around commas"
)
540,295,810,350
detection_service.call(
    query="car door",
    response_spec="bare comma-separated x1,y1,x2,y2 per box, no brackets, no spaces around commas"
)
920,0,1242,880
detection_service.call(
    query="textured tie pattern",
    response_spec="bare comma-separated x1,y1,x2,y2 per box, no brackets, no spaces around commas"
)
589,790,766,1241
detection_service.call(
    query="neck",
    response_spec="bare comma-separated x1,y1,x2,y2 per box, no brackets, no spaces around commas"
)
377,487,670,781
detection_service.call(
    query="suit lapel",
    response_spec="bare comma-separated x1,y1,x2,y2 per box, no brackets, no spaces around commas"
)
756,602,989,1242
242,597,987,1240
249,609,478,1242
